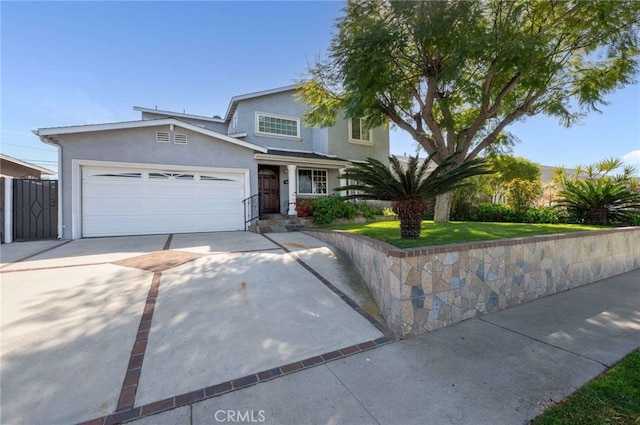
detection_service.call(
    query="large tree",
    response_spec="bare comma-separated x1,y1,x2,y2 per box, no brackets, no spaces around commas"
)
300,0,640,222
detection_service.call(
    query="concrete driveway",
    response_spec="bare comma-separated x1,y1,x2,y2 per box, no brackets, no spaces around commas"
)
0,232,389,425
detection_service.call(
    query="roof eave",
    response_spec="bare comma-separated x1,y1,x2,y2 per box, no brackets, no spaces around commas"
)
133,106,225,123
34,118,268,153
224,85,298,121
0,153,56,175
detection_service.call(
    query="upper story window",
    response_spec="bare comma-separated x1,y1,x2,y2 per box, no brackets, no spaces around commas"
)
349,118,373,145
256,112,300,138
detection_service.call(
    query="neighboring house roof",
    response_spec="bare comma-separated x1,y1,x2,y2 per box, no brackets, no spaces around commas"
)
224,85,297,121
133,106,225,123
0,153,55,176
33,118,268,153
393,155,438,173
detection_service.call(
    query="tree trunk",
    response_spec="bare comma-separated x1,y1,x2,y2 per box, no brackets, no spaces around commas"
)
433,192,454,222
393,199,427,239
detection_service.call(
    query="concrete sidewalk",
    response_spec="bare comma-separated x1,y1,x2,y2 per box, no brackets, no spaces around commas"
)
130,268,640,425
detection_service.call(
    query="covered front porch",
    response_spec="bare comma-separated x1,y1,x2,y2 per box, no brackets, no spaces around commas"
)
254,149,350,217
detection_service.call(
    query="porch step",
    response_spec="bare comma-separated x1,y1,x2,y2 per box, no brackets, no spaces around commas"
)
248,216,313,234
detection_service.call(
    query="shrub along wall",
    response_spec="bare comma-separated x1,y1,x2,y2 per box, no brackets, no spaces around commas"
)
305,227,640,338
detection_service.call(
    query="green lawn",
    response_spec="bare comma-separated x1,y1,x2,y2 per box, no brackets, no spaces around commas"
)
321,220,607,249
533,349,640,425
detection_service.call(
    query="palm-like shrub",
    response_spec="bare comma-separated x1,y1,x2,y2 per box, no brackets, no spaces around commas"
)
555,179,640,225
337,153,489,238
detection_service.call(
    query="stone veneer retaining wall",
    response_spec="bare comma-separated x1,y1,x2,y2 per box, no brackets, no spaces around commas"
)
304,227,640,339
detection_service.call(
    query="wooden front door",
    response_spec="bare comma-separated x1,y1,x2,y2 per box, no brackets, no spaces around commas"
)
258,166,280,213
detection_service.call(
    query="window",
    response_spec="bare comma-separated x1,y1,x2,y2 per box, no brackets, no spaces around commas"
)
200,175,234,182
149,172,194,180
94,172,142,179
298,169,327,195
256,112,299,138
349,118,372,144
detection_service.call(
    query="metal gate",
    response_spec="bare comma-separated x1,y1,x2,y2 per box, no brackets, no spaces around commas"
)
12,179,58,241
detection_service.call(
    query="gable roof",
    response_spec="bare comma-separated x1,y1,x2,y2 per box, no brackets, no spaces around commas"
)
133,106,225,123
224,85,297,121
33,118,268,153
0,153,55,175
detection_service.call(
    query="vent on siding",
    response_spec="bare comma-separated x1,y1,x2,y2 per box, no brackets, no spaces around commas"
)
156,131,170,143
174,133,188,144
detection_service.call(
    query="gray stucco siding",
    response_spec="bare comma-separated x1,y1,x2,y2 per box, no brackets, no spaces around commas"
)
56,125,258,239
234,91,316,152
328,117,390,165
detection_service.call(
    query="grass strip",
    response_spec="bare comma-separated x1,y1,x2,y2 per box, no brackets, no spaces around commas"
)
533,349,640,425
321,220,606,249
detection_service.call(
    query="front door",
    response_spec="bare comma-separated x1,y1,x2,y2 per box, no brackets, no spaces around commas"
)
258,166,280,214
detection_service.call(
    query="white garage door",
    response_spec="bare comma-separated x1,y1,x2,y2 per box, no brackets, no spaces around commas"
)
82,166,247,237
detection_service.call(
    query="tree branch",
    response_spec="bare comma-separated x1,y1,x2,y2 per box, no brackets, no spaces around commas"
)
421,76,448,160
469,90,541,159
384,105,438,157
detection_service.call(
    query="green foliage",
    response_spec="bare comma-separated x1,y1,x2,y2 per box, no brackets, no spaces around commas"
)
301,0,640,166
630,214,640,226
454,204,569,224
533,349,640,425
301,0,640,222
356,203,383,219
524,207,564,224
338,153,490,203
553,156,639,184
491,155,542,184
382,207,396,217
505,178,543,214
555,179,640,225
295,198,313,217
471,203,516,222
452,155,543,214
322,220,605,249
308,195,357,224
336,152,490,238
452,173,494,210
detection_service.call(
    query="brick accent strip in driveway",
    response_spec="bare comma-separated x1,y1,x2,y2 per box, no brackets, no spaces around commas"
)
115,234,174,413
79,335,392,425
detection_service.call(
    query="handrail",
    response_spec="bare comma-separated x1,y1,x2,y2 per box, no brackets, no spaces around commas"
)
242,194,260,230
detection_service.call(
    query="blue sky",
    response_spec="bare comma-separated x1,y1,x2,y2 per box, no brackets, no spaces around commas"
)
2,1,639,176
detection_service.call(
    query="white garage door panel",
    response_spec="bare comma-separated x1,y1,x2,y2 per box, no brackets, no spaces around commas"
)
82,166,246,237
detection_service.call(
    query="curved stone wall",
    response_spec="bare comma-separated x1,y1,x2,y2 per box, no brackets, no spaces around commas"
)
304,227,640,338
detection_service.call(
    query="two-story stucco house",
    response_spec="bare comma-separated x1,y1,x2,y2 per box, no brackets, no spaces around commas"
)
34,85,389,239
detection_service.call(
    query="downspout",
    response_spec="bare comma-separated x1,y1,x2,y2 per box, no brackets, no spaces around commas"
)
33,131,63,240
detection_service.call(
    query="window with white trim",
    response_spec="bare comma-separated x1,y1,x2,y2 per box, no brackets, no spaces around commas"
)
256,112,299,138
298,169,327,195
349,118,372,144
